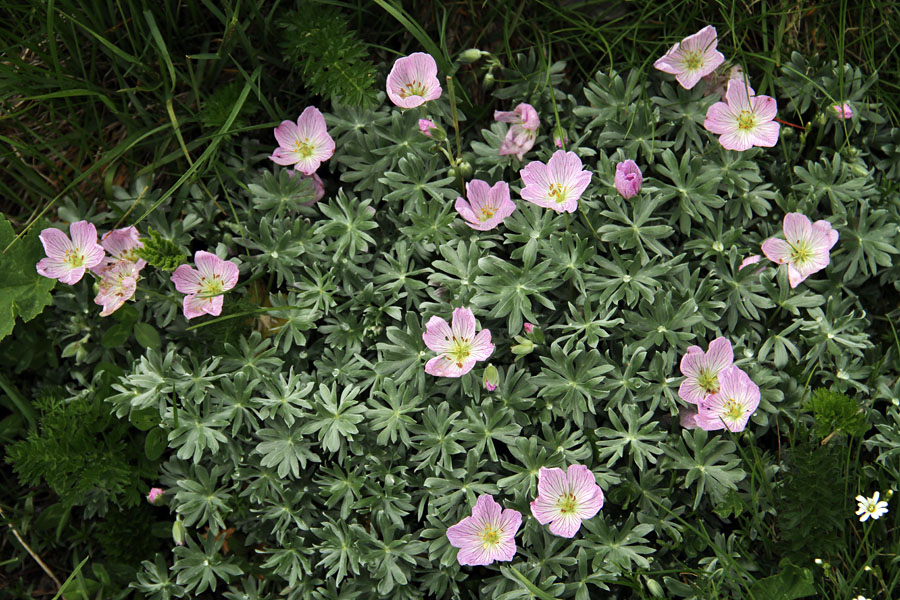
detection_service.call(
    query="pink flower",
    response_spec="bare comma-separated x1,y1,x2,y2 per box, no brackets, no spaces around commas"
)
704,80,780,151
761,213,838,288
386,52,442,108
696,366,760,432
270,106,335,176
679,337,734,405
739,254,762,270
36,221,106,285
520,150,593,214
422,307,494,377
832,103,853,120
614,160,642,199
530,465,604,538
653,25,726,89
93,226,146,275
170,251,240,320
523,322,534,334
147,487,164,505
454,180,516,231
495,103,540,160
94,260,140,317
418,118,436,137
446,494,521,566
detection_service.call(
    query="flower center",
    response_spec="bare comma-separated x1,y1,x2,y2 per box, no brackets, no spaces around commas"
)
294,138,314,159
548,183,568,204
443,338,472,369
868,502,877,512
736,110,756,131
399,80,427,99
479,525,501,548
64,248,86,269
478,206,496,222
557,492,578,515
199,276,225,299
723,398,744,423
790,240,813,266
697,370,720,395
682,50,704,72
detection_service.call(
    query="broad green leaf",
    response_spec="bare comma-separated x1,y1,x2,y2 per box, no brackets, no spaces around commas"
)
0,217,56,341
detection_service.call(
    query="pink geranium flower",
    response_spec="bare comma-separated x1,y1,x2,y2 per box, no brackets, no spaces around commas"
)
93,226,146,276
679,406,700,429
832,103,853,120
679,337,734,405
696,365,760,432
36,221,106,285
170,251,240,320
270,106,335,176
495,103,540,160
386,52,442,108
704,80,780,151
530,465,604,538
761,213,838,288
446,494,521,566
454,180,516,231
422,307,494,377
94,260,140,317
520,150,593,214
614,160,642,199
653,25,726,89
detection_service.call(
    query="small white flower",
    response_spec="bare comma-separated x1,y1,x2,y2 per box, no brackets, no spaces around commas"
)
855,491,889,522
853,595,871,600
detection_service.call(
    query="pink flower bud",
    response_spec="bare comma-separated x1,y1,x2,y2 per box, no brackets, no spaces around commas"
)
418,119,437,137
483,364,499,391
614,160,642,199
832,103,853,120
147,487,164,504
523,322,534,334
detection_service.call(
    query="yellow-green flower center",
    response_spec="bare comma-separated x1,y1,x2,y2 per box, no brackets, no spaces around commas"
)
736,110,756,131
199,276,225,299
294,138,315,159
479,525,501,547
399,80,427,98
697,370,720,395
723,398,744,422
444,338,472,366
790,240,813,266
682,50,704,72
479,206,496,222
549,183,568,204
64,249,86,269
557,492,578,515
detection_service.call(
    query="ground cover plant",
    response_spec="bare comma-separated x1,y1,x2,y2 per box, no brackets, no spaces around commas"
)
3,1,900,599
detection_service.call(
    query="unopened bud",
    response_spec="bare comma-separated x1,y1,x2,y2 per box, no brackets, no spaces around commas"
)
456,160,472,178
147,487,164,505
553,125,567,149
459,48,484,64
644,577,664,598
172,518,186,547
482,71,495,89
483,364,499,391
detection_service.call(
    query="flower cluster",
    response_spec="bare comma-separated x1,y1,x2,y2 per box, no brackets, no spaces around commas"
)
36,221,240,320
678,337,760,432
655,26,780,150
447,464,604,566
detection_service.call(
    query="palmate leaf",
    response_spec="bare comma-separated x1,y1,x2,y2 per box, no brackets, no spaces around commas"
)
0,217,56,341
471,255,557,334
663,429,746,509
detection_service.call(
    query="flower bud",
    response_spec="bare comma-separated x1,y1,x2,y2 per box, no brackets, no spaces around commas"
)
523,322,534,334
482,71,495,89
172,518,186,547
147,487,164,505
483,364,499,391
510,335,534,357
459,48,484,64
832,102,853,120
456,160,472,178
614,159,642,199
644,577,665,598
418,119,446,141
553,125,567,149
